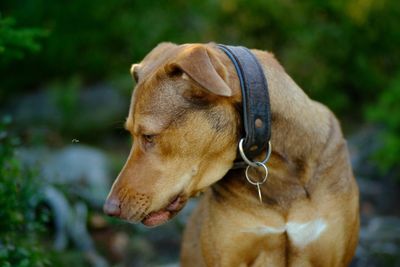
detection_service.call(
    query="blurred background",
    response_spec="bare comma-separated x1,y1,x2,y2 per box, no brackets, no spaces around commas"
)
0,0,399,266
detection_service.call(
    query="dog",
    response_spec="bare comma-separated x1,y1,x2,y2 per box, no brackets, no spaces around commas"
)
104,42,359,266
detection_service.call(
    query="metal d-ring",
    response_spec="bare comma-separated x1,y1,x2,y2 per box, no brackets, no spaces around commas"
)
238,138,272,167
245,162,269,203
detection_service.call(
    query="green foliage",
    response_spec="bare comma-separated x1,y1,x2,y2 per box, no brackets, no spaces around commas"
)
367,72,400,175
207,0,400,114
0,116,50,267
0,0,209,94
0,0,399,172
0,15,45,63
0,14,46,102
1,0,399,112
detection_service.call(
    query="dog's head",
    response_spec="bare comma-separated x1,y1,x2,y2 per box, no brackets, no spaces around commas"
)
104,43,241,227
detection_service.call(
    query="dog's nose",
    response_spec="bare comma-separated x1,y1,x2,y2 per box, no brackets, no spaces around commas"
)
103,196,121,217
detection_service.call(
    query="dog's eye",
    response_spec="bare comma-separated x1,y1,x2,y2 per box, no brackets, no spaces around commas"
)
142,134,155,143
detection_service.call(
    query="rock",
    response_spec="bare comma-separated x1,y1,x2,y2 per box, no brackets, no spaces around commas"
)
75,83,128,131
348,125,400,216
356,216,400,267
360,217,400,247
336,126,400,266
17,144,111,207
7,82,128,138
42,186,109,267
43,186,70,250
10,90,61,126
347,125,382,179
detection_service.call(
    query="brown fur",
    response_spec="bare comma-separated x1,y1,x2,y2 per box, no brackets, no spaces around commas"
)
105,42,359,266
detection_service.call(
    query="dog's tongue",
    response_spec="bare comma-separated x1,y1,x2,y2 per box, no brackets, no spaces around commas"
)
142,210,170,227
141,196,181,227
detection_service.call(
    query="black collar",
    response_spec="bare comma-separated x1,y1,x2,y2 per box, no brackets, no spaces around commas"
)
218,45,272,167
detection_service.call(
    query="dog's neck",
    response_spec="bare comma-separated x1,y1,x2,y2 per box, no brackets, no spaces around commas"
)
213,48,338,212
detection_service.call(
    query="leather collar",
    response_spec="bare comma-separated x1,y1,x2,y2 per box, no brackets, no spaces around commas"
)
218,44,271,167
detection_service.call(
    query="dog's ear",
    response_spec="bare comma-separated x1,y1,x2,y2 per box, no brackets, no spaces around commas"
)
131,43,178,83
166,46,232,97
130,64,140,83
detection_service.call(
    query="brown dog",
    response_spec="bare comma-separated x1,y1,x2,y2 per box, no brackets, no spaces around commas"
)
104,42,359,266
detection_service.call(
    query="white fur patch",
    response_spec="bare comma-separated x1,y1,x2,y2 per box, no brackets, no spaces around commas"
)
242,219,327,248
286,219,327,247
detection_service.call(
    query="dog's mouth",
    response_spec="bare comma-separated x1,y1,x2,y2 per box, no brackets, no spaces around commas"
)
141,194,187,227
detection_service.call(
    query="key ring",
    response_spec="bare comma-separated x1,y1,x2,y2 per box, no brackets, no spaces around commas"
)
245,162,268,186
238,138,271,203
245,162,268,203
